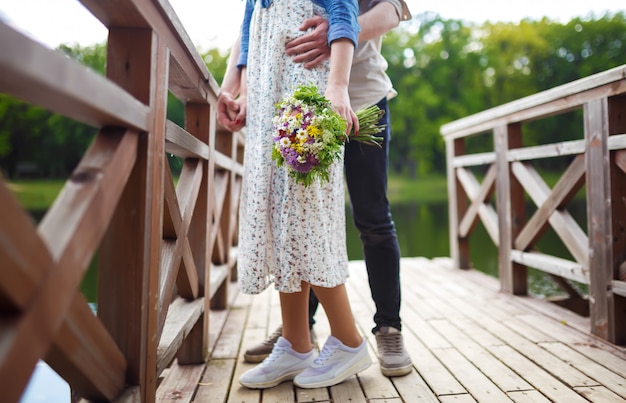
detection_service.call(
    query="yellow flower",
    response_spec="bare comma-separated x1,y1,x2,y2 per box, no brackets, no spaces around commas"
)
306,125,321,138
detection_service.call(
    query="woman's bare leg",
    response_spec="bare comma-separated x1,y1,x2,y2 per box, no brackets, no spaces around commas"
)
311,284,362,348
280,282,313,353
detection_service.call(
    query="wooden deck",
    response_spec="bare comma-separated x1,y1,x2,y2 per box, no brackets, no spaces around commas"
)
156,257,626,402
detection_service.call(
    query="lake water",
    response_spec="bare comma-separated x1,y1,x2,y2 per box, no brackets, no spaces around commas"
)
72,199,587,302
346,200,588,299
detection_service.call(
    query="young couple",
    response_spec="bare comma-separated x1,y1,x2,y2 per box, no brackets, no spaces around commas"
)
217,0,412,390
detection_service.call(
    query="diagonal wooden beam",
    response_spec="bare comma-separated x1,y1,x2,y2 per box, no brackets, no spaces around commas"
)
0,128,135,402
458,164,497,239
229,176,243,247
456,166,499,245
515,155,586,251
616,149,626,174
158,160,202,336
210,170,229,263
512,160,589,270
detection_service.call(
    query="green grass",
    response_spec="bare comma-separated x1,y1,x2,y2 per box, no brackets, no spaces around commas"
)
387,174,449,203
7,179,65,212
9,171,582,213
10,176,452,212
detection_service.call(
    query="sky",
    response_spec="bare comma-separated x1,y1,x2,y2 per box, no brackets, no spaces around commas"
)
0,0,624,52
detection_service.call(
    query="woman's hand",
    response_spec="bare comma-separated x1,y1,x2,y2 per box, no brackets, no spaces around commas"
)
325,84,358,135
217,91,247,132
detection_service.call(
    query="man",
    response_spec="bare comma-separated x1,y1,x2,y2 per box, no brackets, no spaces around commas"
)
217,0,412,377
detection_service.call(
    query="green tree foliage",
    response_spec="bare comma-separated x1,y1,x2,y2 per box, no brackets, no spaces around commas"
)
381,11,626,177
2,13,625,179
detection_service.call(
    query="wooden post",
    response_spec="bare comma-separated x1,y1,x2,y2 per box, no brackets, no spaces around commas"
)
609,95,626,344
495,124,527,295
98,28,167,402
177,102,212,364
585,98,614,342
447,137,470,269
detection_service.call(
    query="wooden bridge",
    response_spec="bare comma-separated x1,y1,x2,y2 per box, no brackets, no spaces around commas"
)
0,0,625,401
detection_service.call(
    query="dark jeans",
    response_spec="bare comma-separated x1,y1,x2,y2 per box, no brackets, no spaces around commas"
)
309,97,402,334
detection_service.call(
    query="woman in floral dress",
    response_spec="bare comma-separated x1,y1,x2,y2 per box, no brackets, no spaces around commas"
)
227,0,372,390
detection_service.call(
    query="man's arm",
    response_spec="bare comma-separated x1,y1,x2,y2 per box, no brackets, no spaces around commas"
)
285,2,402,69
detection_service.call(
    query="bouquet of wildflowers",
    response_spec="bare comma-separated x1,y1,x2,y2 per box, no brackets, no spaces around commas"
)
271,84,384,187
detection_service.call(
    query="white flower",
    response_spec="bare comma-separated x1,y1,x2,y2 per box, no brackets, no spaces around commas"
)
279,137,290,148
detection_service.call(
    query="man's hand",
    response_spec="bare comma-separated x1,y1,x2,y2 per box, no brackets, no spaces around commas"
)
285,15,330,69
217,91,246,132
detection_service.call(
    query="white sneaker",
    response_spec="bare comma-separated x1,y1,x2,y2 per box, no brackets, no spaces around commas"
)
293,335,371,389
239,337,314,389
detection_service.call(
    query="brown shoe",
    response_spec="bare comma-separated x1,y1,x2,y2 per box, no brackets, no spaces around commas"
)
243,325,318,363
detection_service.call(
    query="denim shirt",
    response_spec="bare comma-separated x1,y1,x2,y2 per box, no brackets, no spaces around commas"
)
237,0,360,68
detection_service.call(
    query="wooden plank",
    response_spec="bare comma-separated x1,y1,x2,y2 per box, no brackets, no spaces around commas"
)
414,261,600,394
348,269,466,397
263,381,296,401
156,298,204,375
391,370,439,403
613,280,626,297
508,139,585,162
357,364,400,400
574,386,625,402
165,121,210,160
539,342,626,399
507,390,551,402
488,345,588,402
155,359,205,402
226,327,263,403
510,250,588,284
211,296,252,360
441,64,626,138
438,394,477,402
193,358,236,403
0,21,150,131
296,386,330,403
329,377,367,401
452,151,496,167
429,319,533,393
432,347,511,402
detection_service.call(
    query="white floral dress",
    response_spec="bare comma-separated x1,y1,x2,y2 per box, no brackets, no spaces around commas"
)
237,0,348,294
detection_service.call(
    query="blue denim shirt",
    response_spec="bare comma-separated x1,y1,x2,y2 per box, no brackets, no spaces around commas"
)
237,0,360,68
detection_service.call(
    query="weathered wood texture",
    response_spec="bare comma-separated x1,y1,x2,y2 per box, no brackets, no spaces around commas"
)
441,64,626,345
0,0,242,401
157,258,626,402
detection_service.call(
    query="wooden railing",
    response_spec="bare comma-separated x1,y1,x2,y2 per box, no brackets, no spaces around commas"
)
441,64,626,345
0,0,243,401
